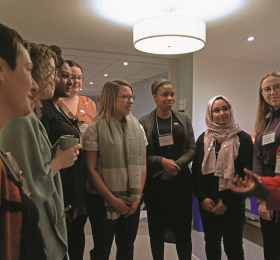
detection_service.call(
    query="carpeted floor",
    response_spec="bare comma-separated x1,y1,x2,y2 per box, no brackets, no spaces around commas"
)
83,211,264,260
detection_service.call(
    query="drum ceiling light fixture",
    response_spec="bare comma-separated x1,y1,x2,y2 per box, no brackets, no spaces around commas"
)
133,15,206,55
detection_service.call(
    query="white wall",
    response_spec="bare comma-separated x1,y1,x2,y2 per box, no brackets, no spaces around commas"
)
193,54,277,139
131,72,168,120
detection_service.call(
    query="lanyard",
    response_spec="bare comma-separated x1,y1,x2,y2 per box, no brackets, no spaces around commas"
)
156,113,172,136
57,102,81,137
262,118,280,146
263,118,280,135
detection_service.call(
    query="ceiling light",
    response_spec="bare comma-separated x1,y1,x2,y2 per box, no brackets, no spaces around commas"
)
247,36,254,41
133,15,206,55
123,62,128,65
92,0,246,26
104,74,108,76
80,89,82,90
90,82,93,84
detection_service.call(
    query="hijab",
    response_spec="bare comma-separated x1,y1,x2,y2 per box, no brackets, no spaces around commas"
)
202,95,242,191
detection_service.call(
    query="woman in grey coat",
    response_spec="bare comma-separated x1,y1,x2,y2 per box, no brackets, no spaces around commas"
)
139,78,197,260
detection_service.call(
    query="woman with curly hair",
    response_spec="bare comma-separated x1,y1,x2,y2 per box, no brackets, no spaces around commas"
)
0,44,80,260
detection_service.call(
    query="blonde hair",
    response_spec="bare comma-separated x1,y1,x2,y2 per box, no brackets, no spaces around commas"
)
255,71,280,134
96,80,133,125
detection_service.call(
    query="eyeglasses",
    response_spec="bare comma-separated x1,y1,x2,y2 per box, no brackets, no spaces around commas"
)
261,85,280,95
115,95,135,102
47,68,58,80
71,75,84,81
212,107,230,114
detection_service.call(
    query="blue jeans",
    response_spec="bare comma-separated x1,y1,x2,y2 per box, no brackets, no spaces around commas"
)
87,193,140,260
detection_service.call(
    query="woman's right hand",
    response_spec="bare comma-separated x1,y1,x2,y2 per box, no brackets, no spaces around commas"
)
111,198,132,215
201,198,215,212
54,144,81,169
259,201,273,220
162,158,181,176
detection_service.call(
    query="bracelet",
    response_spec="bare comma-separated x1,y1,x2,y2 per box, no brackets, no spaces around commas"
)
258,176,262,184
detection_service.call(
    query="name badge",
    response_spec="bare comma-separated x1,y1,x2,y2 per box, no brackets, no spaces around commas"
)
262,131,275,146
80,110,85,113
159,134,174,147
275,155,280,174
79,136,83,149
79,123,89,133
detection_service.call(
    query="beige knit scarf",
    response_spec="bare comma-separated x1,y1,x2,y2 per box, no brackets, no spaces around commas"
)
98,113,146,220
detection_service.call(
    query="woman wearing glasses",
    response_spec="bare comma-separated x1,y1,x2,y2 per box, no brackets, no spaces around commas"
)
192,95,253,260
57,60,96,259
139,78,196,260
40,57,86,259
252,71,280,260
0,43,80,260
59,60,96,134
83,80,147,260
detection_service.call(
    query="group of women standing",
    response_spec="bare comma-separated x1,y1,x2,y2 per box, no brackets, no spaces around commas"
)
1,22,280,260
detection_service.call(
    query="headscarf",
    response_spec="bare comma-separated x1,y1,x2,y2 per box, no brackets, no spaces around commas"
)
202,95,242,191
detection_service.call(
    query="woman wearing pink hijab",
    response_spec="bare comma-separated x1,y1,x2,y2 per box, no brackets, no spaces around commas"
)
192,95,253,260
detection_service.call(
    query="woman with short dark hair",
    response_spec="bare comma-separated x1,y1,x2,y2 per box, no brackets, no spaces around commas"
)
139,78,196,260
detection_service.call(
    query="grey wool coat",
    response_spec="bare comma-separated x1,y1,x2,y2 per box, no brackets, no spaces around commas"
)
139,109,197,178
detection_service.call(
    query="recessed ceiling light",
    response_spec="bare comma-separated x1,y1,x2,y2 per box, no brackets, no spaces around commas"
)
247,36,254,41
90,82,93,84
123,62,128,65
80,89,82,90
104,74,108,77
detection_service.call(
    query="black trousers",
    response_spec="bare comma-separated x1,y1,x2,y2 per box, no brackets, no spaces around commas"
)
260,213,280,260
199,203,245,260
87,193,140,260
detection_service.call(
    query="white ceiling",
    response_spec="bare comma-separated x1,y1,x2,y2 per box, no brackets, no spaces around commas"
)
62,48,168,96
1,0,280,96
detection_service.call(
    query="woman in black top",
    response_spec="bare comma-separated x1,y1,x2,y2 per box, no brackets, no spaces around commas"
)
41,57,85,260
192,95,253,260
139,78,196,260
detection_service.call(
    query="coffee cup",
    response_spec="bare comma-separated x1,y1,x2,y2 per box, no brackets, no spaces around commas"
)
59,136,79,150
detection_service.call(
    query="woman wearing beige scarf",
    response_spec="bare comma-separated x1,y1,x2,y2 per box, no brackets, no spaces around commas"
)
192,95,253,260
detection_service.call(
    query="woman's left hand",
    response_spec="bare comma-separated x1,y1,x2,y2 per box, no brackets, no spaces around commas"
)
124,201,139,218
153,169,172,180
212,199,228,215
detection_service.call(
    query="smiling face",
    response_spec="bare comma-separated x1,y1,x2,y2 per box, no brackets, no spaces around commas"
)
261,76,280,110
0,44,38,119
211,98,231,125
114,85,134,120
35,58,59,100
54,62,73,98
70,66,82,94
153,84,175,111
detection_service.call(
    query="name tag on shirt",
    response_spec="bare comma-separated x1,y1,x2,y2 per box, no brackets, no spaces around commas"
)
262,131,275,146
276,154,280,174
159,134,174,147
79,123,89,134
